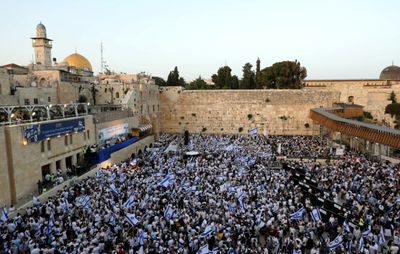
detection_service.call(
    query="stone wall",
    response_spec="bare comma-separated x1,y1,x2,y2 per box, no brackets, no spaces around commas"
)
1,115,95,206
159,87,340,135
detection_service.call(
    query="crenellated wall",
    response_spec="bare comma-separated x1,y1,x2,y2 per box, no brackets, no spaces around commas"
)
159,87,340,135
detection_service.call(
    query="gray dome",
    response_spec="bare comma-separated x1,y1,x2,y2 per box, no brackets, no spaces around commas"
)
36,22,46,30
380,65,400,80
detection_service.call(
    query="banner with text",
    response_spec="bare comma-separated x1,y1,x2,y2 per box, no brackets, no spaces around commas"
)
24,118,85,143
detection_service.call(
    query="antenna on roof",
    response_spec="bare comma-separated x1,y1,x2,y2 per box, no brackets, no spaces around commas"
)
75,47,77,53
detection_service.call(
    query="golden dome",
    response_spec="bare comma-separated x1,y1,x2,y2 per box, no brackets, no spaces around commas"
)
64,53,92,71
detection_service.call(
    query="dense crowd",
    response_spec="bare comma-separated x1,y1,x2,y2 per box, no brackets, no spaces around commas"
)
0,134,399,253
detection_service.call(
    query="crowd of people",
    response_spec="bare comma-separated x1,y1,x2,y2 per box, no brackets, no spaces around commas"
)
0,134,399,253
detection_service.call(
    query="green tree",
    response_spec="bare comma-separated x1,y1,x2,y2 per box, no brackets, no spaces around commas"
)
240,63,256,89
166,66,186,86
152,76,166,86
231,75,239,89
186,76,209,90
260,60,307,89
255,58,262,88
389,91,397,104
212,66,233,89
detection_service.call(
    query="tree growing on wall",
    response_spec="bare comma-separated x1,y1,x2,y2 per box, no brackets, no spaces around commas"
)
389,91,397,104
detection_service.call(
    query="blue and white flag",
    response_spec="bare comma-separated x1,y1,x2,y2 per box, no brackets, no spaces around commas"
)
249,128,257,136
123,195,135,209
290,207,305,220
186,186,197,193
378,226,385,245
140,195,149,209
95,170,102,178
47,219,54,236
228,203,237,213
343,221,350,232
159,174,175,187
200,225,214,238
292,249,302,254
77,195,91,208
63,199,70,212
138,230,148,245
328,235,343,250
362,225,371,237
1,208,9,222
109,216,116,226
125,213,139,225
358,237,364,252
310,208,322,222
110,183,119,195
33,196,40,206
164,207,174,221
119,172,126,183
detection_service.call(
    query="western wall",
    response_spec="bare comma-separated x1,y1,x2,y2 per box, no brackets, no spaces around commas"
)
159,87,340,135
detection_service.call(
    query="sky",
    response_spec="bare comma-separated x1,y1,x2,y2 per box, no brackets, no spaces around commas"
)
0,0,399,81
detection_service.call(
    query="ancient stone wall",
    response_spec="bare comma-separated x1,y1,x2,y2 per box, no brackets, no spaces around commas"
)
159,87,340,135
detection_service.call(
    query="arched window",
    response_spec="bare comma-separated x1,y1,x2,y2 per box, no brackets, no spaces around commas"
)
115,92,120,98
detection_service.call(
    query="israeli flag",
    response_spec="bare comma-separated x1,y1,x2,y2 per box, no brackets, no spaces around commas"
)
328,235,343,250
47,219,54,236
123,195,135,209
138,230,148,245
125,213,139,225
197,244,210,254
95,170,102,178
228,203,237,213
358,237,364,252
159,174,175,187
63,199,70,212
109,216,116,226
290,207,305,220
186,186,197,193
119,172,126,183
110,183,119,195
140,195,149,209
249,128,257,136
378,226,385,245
200,225,214,238
362,225,371,237
164,207,174,221
33,196,40,206
343,221,350,232
1,208,9,222
310,208,322,222
79,195,91,208
292,249,302,254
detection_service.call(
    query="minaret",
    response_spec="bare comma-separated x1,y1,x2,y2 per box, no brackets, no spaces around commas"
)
31,22,52,67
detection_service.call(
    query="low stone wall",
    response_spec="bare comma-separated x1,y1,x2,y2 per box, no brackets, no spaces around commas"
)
99,135,154,168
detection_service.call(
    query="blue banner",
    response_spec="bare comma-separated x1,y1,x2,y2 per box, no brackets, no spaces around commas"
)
24,118,85,142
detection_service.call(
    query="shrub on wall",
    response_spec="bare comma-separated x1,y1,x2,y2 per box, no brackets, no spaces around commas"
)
363,111,373,119
385,103,400,117
202,127,207,132
238,127,243,132
247,114,253,120
304,123,310,128
192,113,196,117
280,116,288,120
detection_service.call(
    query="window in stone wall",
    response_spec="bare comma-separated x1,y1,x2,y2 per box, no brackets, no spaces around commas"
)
87,130,90,140
24,99,30,105
47,140,51,151
153,105,155,112
83,131,86,141
48,96,51,102
41,141,45,153
65,136,68,145
70,135,73,145
116,92,119,98
33,98,39,104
